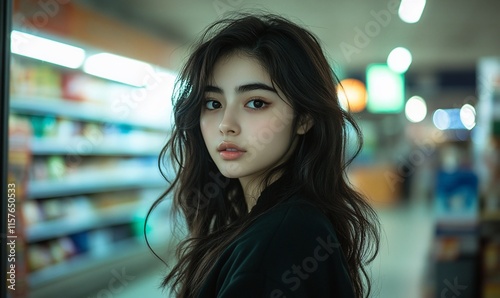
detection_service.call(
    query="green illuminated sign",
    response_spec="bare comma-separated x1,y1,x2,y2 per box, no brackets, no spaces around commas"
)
366,64,404,113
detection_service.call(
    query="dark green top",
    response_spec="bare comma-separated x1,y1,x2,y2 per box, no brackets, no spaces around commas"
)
197,187,355,297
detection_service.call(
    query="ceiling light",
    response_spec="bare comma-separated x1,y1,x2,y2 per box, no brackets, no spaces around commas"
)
460,104,476,130
11,30,85,69
399,0,426,23
387,47,412,73
405,96,427,123
83,53,154,87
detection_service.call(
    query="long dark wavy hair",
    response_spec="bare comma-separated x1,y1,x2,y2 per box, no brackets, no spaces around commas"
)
146,13,380,298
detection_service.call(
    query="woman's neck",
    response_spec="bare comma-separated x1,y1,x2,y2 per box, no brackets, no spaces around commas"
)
239,177,262,212
239,172,282,212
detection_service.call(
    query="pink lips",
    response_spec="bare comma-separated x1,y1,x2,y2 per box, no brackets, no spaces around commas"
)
217,141,246,160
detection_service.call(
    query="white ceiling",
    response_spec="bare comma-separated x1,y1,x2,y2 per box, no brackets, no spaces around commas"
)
76,0,500,75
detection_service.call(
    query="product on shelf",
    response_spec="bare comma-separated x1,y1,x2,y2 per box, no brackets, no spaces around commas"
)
22,200,43,227
27,243,53,272
10,56,63,98
482,239,500,298
62,72,118,104
435,168,479,224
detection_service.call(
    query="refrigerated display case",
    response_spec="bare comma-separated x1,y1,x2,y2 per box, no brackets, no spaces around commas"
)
8,1,180,296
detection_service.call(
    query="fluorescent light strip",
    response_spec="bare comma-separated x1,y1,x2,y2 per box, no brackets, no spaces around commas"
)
11,30,85,69
83,53,154,87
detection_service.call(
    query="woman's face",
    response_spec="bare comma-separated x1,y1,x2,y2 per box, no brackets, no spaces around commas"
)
200,52,299,183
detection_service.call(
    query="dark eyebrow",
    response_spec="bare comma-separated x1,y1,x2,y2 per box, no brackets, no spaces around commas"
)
237,83,277,94
204,83,277,94
204,85,223,93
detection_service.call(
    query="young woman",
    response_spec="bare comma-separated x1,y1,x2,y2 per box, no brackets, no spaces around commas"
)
147,13,380,298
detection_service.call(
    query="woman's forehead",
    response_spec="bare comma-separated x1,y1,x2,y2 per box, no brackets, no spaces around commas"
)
207,52,271,87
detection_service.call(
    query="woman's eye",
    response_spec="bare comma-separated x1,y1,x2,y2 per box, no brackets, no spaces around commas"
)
246,99,268,109
205,100,222,110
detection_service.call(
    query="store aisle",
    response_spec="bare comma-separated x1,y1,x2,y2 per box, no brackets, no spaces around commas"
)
112,199,434,298
369,198,434,298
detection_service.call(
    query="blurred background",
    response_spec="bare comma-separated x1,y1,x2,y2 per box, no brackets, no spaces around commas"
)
5,0,500,297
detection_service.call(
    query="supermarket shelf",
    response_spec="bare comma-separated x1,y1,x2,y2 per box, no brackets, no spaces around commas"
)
30,136,164,156
482,211,500,222
10,96,169,131
481,219,500,237
28,237,146,287
12,46,175,296
28,169,166,199
26,208,137,243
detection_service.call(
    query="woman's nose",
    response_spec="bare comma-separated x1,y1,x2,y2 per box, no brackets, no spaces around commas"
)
219,110,240,135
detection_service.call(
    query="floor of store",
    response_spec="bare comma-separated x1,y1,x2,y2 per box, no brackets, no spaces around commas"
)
101,197,435,298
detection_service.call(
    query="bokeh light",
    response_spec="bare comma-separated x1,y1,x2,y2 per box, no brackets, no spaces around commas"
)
399,0,426,23
405,96,427,123
460,104,476,130
387,47,413,73
338,78,367,113
433,109,451,130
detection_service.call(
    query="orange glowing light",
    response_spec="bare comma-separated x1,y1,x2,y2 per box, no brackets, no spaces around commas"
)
338,78,367,113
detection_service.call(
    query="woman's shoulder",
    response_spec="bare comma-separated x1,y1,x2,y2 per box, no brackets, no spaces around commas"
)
237,194,339,257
